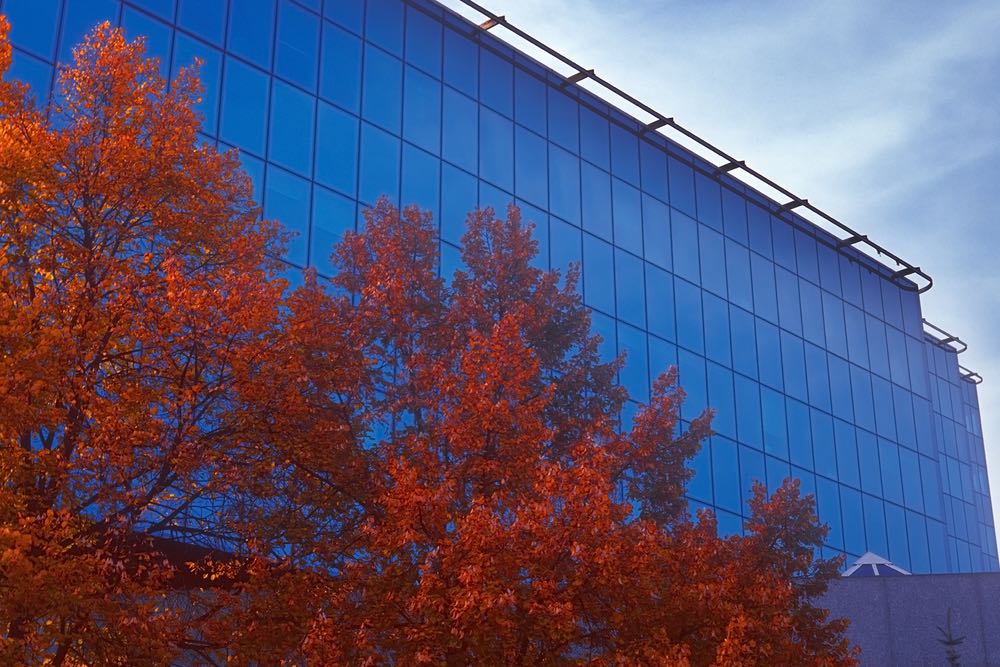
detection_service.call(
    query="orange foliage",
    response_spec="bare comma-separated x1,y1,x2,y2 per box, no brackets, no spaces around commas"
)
0,21,857,665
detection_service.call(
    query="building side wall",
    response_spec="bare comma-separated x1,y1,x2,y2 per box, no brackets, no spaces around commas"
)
2,0,995,571
823,574,1000,666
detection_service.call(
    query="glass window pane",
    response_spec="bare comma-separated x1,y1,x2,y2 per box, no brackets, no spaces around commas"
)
581,163,612,241
725,239,752,310
781,332,807,402
747,203,772,258
6,0,60,60
440,163,476,245
860,430,886,496
122,9,172,78
730,305,757,380
675,279,703,354
515,127,547,208
640,141,668,202
750,254,778,323
899,447,923,513
401,144,440,218
794,232,819,284
834,420,860,488
269,81,315,176
325,0,363,33
618,324,649,402
713,437,740,513
479,107,513,192
771,217,796,271
885,503,910,570
886,327,910,389
479,50,512,116
58,0,117,62
276,0,319,90
358,123,400,205
708,365,736,441
775,267,802,335
645,264,674,342
678,350,707,422
740,444,766,514
609,124,639,184
7,51,53,103
403,67,441,153
828,354,853,422
672,211,700,283
583,234,614,315
812,409,836,478
872,376,897,440
616,250,645,329
866,315,891,379
851,366,876,433
879,439,904,505
920,455,943,519
642,194,671,270
550,217,581,277
179,0,226,43
721,188,748,245
321,21,362,113
735,376,763,450
548,87,579,153
822,292,848,358
362,46,402,133
612,178,642,255
703,293,731,367
699,225,726,298
695,172,722,231
844,304,870,367
906,511,930,573
648,337,677,383
173,35,222,136
766,456,792,494
755,318,783,391
689,440,713,504
442,88,477,173
366,0,404,55
514,69,546,136
863,493,889,557
787,398,812,469
800,281,825,346
818,244,842,295
761,387,788,460
804,342,831,411
443,28,477,97
228,0,275,68
591,310,617,364
667,157,695,217
816,477,844,550
549,144,580,225
580,107,610,170
860,270,885,319
841,486,865,555
315,102,358,197
221,59,270,155
265,166,310,266
311,186,355,276
405,6,442,77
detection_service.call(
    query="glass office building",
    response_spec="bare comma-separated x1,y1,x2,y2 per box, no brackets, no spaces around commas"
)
3,0,995,573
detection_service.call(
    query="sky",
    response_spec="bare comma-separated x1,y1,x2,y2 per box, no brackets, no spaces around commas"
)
438,0,1000,546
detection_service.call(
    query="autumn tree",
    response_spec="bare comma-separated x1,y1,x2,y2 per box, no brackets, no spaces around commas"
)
0,19,288,664
1,21,857,665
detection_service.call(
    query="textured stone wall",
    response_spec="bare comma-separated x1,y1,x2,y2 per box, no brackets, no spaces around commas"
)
822,573,1000,665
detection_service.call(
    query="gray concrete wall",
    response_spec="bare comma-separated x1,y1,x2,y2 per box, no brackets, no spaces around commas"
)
822,573,1000,666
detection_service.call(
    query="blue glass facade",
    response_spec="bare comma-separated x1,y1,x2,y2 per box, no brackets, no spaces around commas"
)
3,0,995,573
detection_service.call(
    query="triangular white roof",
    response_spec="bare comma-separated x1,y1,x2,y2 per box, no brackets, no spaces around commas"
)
842,551,911,577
